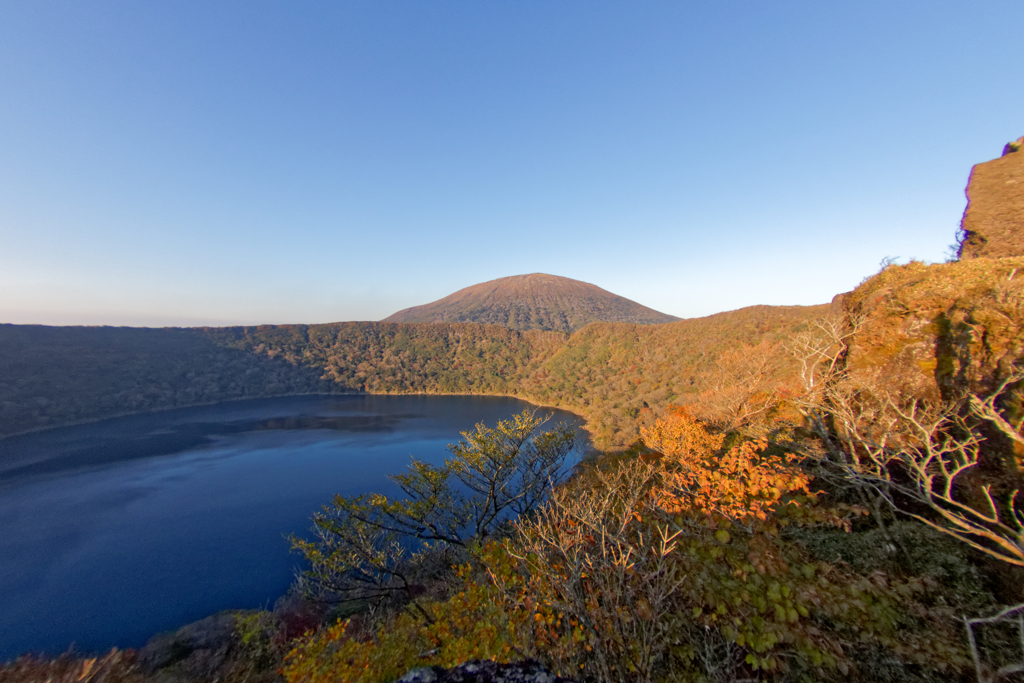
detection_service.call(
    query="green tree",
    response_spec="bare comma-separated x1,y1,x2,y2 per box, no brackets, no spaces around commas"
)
291,409,579,614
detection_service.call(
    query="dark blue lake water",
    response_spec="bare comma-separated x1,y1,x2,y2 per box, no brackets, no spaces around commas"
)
0,395,583,661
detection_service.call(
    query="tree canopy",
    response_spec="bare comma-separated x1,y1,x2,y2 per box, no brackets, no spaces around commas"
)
291,409,579,611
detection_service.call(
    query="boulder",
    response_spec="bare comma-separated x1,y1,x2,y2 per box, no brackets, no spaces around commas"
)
136,612,237,676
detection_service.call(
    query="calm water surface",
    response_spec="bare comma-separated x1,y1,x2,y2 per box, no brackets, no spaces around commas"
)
0,395,583,660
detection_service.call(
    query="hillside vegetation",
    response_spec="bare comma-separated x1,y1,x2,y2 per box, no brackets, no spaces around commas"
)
5,261,1024,682
0,324,339,437
0,304,825,448
266,257,1024,683
6,142,1024,683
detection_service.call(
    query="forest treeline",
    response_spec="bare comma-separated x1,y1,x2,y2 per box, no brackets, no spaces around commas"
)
0,324,339,437
0,304,826,446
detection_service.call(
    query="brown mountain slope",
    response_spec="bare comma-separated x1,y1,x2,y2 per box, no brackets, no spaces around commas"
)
382,273,680,333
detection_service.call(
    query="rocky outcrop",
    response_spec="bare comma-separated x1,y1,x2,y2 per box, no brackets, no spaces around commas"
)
136,613,238,678
396,660,575,683
957,136,1024,259
841,258,1024,402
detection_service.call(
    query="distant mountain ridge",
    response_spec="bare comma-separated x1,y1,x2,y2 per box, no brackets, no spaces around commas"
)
382,273,680,333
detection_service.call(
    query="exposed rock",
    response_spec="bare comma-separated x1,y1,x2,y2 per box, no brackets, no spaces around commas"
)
842,258,1024,401
136,612,237,678
382,273,679,333
957,136,1024,259
395,659,576,683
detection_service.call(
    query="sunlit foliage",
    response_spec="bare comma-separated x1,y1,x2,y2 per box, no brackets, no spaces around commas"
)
505,411,970,682
281,559,527,683
287,411,974,683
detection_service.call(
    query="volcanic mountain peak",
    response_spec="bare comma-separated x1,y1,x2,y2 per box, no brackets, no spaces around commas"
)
382,273,680,334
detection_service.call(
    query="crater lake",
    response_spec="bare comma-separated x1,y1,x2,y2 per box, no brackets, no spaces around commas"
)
0,395,584,661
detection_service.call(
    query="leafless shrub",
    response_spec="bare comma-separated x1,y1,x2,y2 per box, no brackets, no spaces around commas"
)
820,374,1024,566
690,339,791,434
0,649,143,683
965,604,1024,683
791,313,1024,680
509,460,685,683
789,312,1024,567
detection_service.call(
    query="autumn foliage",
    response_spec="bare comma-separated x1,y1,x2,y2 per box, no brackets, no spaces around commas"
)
641,407,809,521
281,561,524,683
503,410,969,681
283,409,973,683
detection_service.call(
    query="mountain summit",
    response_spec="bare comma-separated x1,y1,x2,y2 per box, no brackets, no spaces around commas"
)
382,273,680,333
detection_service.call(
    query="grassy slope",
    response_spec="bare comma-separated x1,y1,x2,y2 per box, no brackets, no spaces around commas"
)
382,273,680,333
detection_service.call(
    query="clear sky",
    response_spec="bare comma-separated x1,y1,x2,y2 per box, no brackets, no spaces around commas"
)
1,1,1022,327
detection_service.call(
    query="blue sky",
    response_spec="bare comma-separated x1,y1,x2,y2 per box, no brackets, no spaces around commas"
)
1,1,1022,327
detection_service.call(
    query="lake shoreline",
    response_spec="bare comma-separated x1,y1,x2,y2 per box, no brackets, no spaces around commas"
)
0,389,593,448
0,395,589,662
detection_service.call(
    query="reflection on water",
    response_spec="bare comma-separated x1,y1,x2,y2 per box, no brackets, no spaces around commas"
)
249,413,411,433
0,395,582,660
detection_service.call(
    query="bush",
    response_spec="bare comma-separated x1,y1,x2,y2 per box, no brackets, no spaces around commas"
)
291,409,579,613
502,411,972,682
285,410,980,683
281,559,527,683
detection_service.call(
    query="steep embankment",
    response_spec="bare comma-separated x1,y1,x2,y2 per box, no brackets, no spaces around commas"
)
846,133,1024,411
840,257,1024,408
382,273,680,333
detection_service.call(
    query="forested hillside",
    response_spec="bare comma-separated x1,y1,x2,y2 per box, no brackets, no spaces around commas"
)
0,324,340,437
202,321,567,395
517,304,830,443
11,256,1024,683
0,305,827,447
8,141,1024,683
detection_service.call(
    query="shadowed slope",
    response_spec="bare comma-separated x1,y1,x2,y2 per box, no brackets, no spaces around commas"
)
382,273,680,333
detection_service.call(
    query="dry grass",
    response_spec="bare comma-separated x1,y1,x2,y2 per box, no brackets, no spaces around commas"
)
0,649,144,683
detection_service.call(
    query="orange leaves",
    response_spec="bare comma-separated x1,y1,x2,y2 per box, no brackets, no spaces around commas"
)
484,408,974,681
641,410,810,524
640,406,725,462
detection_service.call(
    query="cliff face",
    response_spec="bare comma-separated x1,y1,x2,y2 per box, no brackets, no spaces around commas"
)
957,136,1024,259
841,259,1024,405
848,140,1024,407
